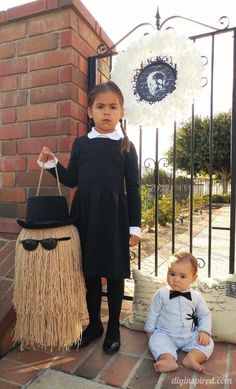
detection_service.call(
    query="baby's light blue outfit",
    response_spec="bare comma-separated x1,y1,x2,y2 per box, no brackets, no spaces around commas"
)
144,286,214,361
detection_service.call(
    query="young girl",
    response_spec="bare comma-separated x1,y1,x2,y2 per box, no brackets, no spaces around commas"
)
38,81,141,354
145,251,214,373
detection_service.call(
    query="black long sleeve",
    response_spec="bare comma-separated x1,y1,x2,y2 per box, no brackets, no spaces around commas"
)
124,142,141,227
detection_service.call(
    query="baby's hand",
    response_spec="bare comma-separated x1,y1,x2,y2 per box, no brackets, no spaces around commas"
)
197,331,210,345
38,146,54,163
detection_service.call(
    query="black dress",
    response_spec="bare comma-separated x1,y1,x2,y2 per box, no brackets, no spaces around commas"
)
50,136,141,279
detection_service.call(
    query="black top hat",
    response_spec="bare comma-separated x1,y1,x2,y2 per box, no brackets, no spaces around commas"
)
17,196,77,229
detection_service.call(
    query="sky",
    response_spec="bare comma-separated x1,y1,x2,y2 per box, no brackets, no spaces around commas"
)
1,0,235,161
1,0,236,41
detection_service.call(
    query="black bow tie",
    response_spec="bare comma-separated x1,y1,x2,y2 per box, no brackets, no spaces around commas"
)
170,290,192,301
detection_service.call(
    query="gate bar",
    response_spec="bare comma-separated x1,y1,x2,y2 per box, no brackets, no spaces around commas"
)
229,30,236,274
207,34,215,277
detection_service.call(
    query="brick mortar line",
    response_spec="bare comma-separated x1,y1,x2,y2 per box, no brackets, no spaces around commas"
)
0,375,25,387
202,370,232,381
121,347,151,389
0,248,16,266
0,275,14,282
154,372,167,389
0,263,15,279
95,353,122,385
116,349,152,359
93,331,137,384
71,341,104,375
24,367,49,388
4,356,40,370
0,238,16,243
4,354,75,387
225,343,232,389
190,371,198,389
0,282,14,302
0,236,17,253
1,356,43,388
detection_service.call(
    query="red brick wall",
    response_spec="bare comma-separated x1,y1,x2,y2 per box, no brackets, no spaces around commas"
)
0,0,112,347
0,0,112,235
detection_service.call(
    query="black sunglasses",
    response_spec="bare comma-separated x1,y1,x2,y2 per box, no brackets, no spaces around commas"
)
20,237,71,251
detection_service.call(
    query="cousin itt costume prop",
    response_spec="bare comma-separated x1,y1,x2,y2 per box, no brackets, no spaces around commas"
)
13,168,88,350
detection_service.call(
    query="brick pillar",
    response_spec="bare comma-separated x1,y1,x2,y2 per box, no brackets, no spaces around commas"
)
0,0,112,352
0,0,112,235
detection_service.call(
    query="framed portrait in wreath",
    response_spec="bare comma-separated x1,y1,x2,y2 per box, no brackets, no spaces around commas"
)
134,57,177,103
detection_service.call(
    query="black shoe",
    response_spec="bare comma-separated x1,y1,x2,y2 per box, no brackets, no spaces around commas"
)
72,324,104,349
103,336,120,354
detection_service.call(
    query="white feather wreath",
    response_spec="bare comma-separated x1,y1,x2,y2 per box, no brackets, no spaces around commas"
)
111,29,203,127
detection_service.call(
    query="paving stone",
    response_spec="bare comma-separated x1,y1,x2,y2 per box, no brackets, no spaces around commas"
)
7,348,56,369
0,381,21,389
100,353,138,387
26,368,114,389
231,346,236,378
52,344,95,374
120,330,148,356
161,367,193,389
0,358,40,385
203,342,228,376
74,344,111,379
127,358,160,389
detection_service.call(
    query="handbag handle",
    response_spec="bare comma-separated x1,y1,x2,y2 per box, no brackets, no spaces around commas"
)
36,164,62,197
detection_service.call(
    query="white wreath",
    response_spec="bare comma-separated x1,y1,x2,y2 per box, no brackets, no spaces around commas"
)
111,29,203,127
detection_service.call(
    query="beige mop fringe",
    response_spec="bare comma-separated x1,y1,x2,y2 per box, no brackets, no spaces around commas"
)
13,225,88,350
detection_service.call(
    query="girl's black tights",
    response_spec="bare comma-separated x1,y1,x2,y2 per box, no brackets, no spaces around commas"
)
85,276,124,339
106,278,124,339
84,276,103,328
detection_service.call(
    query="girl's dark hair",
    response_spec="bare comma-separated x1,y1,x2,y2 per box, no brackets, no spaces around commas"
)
88,81,130,153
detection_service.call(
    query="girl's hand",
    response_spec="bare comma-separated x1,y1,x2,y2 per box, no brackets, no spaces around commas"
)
197,331,210,345
129,234,140,247
38,147,55,163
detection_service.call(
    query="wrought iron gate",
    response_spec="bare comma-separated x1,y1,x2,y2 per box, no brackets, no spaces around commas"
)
88,10,236,278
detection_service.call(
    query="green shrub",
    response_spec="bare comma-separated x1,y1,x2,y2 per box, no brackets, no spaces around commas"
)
193,195,206,210
158,194,182,226
141,188,182,228
203,194,230,205
141,186,155,229
142,208,155,230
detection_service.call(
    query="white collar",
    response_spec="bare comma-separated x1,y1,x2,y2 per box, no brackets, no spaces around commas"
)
88,127,121,140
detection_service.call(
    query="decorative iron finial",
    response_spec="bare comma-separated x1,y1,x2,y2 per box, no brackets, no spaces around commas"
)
156,5,161,30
